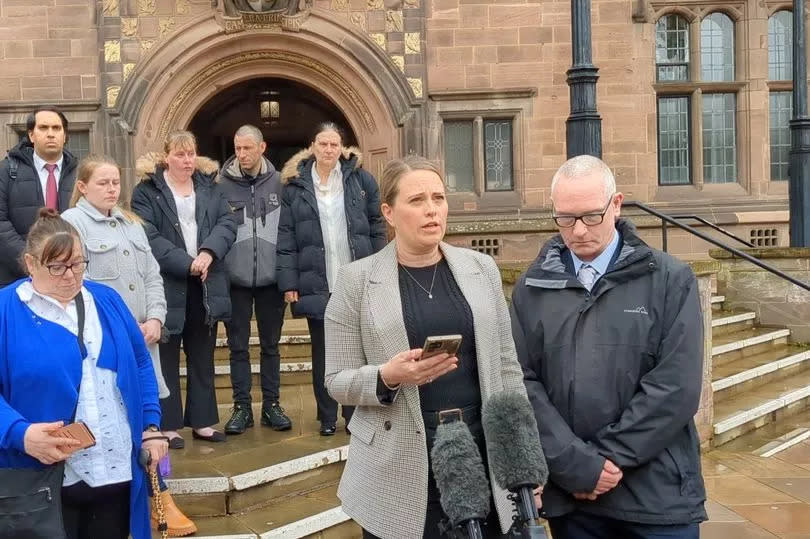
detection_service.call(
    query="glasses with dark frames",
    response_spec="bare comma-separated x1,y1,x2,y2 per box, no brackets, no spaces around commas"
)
552,194,615,228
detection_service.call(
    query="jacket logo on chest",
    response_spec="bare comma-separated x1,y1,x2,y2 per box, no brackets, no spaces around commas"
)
268,193,279,206
623,306,649,315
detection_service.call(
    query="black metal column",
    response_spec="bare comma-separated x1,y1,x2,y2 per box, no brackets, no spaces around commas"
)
789,0,810,246
566,0,602,158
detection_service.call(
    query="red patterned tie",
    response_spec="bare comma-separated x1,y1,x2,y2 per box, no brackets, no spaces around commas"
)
44,163,58,210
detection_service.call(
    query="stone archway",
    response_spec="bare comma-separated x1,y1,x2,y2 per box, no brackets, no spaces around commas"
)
110,9,424,188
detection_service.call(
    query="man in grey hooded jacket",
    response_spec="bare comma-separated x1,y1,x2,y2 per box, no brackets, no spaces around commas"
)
217,125,292,434
511,155,707,538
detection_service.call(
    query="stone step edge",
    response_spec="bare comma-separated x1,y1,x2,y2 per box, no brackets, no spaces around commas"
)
180,363,312,376
753,428,810,458
711,329,791,357
711,311,756,328
711,350,810,392
711,295,725,304
215,335,312,348
181,506,349,539
165,444,350,494
713,384,810,434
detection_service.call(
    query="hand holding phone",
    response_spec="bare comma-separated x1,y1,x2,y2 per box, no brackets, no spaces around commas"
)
50,421,96,451
420,334,462,360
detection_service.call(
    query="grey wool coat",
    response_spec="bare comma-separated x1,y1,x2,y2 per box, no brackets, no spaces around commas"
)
62,197,170,398
324,241,530,539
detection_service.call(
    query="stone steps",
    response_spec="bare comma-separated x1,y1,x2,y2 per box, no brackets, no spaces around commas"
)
713,408,810,458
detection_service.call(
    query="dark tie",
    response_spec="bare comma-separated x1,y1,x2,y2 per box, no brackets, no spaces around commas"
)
44,163,58,210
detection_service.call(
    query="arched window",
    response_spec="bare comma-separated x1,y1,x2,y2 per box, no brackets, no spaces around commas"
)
700,12,734,81
655,14,689,81
769,10,793,81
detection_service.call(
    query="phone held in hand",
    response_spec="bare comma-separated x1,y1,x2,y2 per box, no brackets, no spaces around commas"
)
51,421,96,450
421,334,463,360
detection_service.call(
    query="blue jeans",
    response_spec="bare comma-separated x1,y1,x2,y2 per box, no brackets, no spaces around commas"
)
548,511,700,539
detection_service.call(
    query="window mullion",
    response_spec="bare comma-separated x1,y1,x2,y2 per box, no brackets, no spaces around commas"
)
473,116,484,196
693,89,704,189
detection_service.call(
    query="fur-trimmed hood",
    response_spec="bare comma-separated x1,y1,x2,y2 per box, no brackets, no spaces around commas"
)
135,151,220,182
280,146,362,184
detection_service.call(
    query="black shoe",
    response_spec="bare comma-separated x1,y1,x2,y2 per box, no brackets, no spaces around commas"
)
320,423,337,436
261,402,293,431
224,405,254,435
168,436,185,449
192,429,227,442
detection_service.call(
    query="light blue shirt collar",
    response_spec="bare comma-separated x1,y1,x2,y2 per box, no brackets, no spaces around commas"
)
32,151,63,175
570,228,620,279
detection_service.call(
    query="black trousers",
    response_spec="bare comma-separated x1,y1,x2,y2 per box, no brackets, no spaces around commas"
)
62,481,129,539
159,279,219,430
307,318,353,425
226,284,286,407
548,511,700,539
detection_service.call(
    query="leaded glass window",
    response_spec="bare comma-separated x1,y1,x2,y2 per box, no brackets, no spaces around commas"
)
769,10,793,81
770,92,792,181
484,120,513,191
655,15,690,82
658,96,691,185
443,121,474,193
700,13,734,82
66,130,91,161
702,93,737,183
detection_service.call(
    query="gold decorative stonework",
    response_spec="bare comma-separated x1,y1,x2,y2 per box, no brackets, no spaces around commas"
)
107,86,121,108
159,18,176,38
123,63,136,81
350,12,366,30
158,50,376,141
138,0,156,15
405,32,420,54
332,0,348,10
103,0,119,16
219,6,313,33
104,40,121,63
408,77,422,98
370,33,386,50
390,55,404,72
176,0,190,14
121,18,138,37
367,0,383,10
385,10,402,32
140,39,155,54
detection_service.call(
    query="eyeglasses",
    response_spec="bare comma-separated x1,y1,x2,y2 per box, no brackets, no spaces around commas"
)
45,259,88,277
552,194,615,228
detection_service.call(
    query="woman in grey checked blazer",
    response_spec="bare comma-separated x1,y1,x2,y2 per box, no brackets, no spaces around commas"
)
324,156,534,538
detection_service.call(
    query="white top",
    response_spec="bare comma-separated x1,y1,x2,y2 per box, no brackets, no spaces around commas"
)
32,152,64,200
16,282,133,488
165,172,198,257
311,161,351,292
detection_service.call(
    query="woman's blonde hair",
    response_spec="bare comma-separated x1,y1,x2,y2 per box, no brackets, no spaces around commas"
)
380,155,444,206
69,154,142,224
164,130,197,155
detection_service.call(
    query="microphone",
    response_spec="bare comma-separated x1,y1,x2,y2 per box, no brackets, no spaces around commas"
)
482,392,549,539
431,419,491,539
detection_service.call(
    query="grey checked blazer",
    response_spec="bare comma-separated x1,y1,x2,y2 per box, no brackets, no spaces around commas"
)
325,241,528,539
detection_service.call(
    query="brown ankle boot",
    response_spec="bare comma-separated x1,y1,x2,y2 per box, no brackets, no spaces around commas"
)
151,490,198,537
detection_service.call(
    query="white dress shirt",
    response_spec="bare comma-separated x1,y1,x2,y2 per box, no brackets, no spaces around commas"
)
312,161,352,291
32,151,64,200
16,282,133,488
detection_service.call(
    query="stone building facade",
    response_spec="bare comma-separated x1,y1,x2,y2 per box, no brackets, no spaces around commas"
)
0,0,801,260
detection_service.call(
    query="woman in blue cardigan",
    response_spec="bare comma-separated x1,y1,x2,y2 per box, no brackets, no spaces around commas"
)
0,208,166,539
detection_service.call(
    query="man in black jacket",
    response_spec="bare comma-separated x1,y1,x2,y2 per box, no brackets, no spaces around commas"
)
511,155,706,538
0,107,77,286
218,125,292,434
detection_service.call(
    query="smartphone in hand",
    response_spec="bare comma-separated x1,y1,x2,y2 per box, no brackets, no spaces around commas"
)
421,334,462,360
51,421,96,450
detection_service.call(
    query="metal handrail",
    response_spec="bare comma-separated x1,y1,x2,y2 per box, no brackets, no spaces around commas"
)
669,215,754,249
622,201,810,292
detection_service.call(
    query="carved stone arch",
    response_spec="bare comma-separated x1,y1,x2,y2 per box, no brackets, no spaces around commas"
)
113,9,423,174
697,5,744,23
650,5,698,24
767,3,793,17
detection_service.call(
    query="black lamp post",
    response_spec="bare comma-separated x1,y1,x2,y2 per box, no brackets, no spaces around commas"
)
789,0,810,246
566,0,602,158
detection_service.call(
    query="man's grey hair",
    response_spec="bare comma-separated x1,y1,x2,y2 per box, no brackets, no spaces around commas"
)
234,124,264,145
550,155,616,203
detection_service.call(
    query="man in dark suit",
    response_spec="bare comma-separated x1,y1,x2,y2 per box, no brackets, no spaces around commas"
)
0,106,78,286
511,155,707,538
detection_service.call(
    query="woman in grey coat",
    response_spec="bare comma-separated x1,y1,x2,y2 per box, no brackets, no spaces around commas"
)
62,154,198,537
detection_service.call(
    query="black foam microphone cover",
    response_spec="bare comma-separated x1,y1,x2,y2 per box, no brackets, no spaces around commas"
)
482,391,548,490
431,420,491,528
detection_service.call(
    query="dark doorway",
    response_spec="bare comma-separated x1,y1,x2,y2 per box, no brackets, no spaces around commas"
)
188,77,356,171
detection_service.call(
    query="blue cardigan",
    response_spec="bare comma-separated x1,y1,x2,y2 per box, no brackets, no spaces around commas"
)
0,279,160,539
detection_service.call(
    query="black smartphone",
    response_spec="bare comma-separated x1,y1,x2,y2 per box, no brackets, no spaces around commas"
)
420,334,463,360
